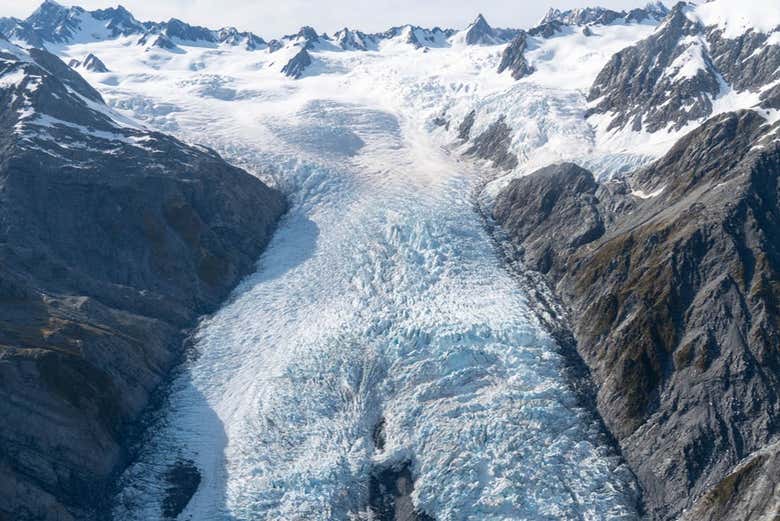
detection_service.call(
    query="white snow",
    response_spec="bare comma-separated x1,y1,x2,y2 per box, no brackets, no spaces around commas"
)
664,39,708,80
691,0,780,38
631,185,666,199
0,68,27,89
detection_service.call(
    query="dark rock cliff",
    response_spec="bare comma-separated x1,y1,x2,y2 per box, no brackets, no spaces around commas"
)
497,32,534,81
282,47,313,79
0,40,285,520
493,111,780,520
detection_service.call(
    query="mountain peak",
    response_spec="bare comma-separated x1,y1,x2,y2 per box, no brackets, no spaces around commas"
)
464,12,498,45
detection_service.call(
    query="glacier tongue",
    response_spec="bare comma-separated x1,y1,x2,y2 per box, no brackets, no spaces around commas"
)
112,96,639,520
51,16,672,518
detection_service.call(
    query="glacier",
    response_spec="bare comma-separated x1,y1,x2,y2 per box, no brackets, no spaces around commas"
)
35,14,678,521
111,101,640,520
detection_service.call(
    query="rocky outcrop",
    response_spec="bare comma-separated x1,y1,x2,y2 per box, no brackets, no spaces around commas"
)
6,1,267,52
281,47,313,79
334,27,375,51
376,25,455,49
137,31,177,51
462,14,502,45
457,109,475,140
0,39,285,520
587,2,780,132
282,25,321,50
587,3,718,132
539,3,669,27
466,116,518,171
82,53,107,72
493,110,780,520
70,53,109,72
369,464,435,521
497,31,534,80
680,440,780,521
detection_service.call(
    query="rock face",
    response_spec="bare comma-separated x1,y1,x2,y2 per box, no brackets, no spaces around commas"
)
493,110,780,520
0,38,285,520
369,464,435,521
283,25,321,50
72,52,108,72
281,47,313,79
466,116,518,171
497,31,534,80
462,14,502,45
587,2,780,132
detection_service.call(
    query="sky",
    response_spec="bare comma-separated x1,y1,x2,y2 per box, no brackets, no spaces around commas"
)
2,0,670,38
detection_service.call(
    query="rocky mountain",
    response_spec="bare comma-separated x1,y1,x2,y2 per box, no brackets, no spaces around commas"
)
333,27,376,51
587,1,780,133
377,25,455,49
281,47,314,78
1,0,267,51
498,2,667,81
68,52,109,72
539,2,669,27
0,35,285,520
282,25,323,50
528,3,668,39
459,14,519,46
492,109,780,520
497,31,534,80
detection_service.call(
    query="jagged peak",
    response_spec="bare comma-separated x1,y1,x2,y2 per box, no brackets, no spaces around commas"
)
28,0,77,21
538,3,670,28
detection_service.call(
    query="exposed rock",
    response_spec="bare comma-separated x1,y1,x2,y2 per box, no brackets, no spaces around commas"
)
217,27,266,50
465,116,518,171
369,464,435,521
0,39,284,520
457,109,475,140
492,163,605,275
334,27,375,51
376,25,455,49
497,31,534,80
137,31,177,51
5,1,267,52
162,460,201,519
81,53,108,72
587,2,780,132
539,3,669,27
528,21,565,39
283,25,320,50
281,47,313,79
267,39,283,53
162,17,214,43
680,440,780,521
587,3,719,132
493,110,780,520
463,14,500,45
